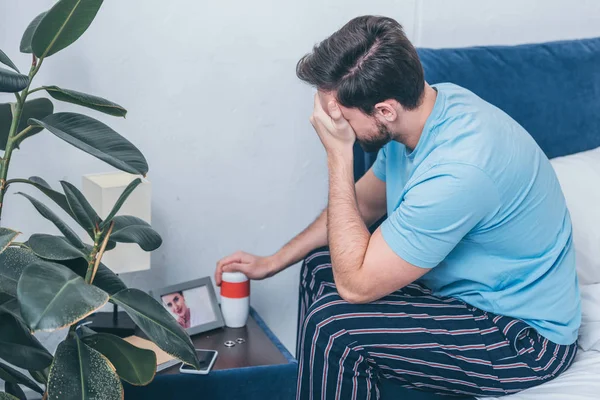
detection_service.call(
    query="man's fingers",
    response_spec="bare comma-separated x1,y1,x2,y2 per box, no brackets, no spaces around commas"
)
216,252,243,285
328,101,342,120
312,93,331,121
222,262,250,275
215,263,223,286
313,93,322,115
239,252,256,264
217,252,244,268
327,100,350,130
216,251,258,282
311,97,346,132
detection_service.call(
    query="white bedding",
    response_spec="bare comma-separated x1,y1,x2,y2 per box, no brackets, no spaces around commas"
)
479,283,600,400
478,350,600,400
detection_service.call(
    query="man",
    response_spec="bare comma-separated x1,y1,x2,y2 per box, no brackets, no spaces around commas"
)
215,16,580,399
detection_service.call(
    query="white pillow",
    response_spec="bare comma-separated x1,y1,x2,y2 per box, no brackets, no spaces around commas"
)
579,283,600,351
550,147,600,286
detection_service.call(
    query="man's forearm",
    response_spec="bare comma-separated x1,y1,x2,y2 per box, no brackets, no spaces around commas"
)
327,150,370,300
271,208,329,272
270,182,382,273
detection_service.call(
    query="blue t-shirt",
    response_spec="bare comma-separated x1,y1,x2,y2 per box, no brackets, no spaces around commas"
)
372,83,581,345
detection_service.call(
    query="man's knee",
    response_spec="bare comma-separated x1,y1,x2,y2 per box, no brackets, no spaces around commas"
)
299,247,332,290
301,246,329,271
300,293,347,345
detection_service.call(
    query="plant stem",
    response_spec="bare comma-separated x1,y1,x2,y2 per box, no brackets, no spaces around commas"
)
0,103,24,224
3,178,33,193
5,178,34,186
11,241,31,249
13,125,34,144
27,86,45,95
84,232,102,284
0,57,45,225
89,222,114,284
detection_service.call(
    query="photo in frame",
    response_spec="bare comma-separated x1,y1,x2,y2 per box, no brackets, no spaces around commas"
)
151,277,224,336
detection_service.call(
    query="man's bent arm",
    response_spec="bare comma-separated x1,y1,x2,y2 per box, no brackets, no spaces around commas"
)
271,168,386,272
327,150,428,304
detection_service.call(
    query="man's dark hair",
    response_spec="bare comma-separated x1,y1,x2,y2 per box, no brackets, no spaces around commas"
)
296,16,424,114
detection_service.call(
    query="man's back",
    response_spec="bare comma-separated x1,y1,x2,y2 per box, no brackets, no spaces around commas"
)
372,83,581,345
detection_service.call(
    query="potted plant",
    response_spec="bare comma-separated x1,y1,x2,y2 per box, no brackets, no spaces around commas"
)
0,1,199,399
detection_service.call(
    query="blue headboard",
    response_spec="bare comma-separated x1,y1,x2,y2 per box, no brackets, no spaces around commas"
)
354,37,600,178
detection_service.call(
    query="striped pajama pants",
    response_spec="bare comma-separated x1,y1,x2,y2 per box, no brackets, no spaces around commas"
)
296,249,577,399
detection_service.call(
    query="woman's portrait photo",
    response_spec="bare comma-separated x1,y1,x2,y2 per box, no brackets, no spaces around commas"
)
161,286,217,329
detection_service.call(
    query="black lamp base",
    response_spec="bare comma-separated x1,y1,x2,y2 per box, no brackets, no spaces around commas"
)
84,306,136,337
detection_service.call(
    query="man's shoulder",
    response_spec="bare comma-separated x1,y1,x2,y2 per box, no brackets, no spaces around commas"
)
433,82,479,101
406,161,498,201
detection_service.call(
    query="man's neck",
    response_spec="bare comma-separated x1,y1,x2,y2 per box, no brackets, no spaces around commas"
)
393,84,438,151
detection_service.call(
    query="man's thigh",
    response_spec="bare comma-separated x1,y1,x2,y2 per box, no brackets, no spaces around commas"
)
298,282,577,397
298,249,336,325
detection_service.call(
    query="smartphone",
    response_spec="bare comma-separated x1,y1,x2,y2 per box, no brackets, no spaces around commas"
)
179,349,218,375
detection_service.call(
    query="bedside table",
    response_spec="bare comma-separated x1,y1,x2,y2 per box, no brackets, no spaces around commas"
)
158,313,288,374
124,308,298,400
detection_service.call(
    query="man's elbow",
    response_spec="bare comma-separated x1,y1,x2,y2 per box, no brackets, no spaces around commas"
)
337,285,373,304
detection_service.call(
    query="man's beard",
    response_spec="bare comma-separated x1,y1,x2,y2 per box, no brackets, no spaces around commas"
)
357,120,394,153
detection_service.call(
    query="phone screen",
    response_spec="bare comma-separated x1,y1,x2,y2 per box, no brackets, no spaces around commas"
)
180,350,218,371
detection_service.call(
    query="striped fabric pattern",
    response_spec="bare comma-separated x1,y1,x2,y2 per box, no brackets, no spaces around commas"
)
296,249,577,399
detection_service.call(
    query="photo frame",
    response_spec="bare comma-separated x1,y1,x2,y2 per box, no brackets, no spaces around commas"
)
151,277,224,336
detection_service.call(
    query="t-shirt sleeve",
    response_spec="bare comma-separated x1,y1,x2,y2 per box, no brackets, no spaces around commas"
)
371,147,387,181
380,164,500,268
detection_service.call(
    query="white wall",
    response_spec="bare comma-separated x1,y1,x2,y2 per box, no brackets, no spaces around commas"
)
1,0,599,354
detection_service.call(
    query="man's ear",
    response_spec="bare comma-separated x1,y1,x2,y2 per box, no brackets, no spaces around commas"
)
374,100,399,122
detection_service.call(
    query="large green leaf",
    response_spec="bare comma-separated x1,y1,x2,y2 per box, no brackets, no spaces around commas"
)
89,263,125,295
0,50,19,73
30,113,148,175
111,216,162,251
111,289,199,369
29,367,49,385
82,332,156,385
0,247,39,296
17,260,108,331
59,258,126,295
45,86,127,117
5,383,26,400
32,0,104,58
0,68,28,93
0,103,14,150
0,99,54,150
0,292,13,307
29,175,50,187
0,228,19,254
0,293,22,320
28,234,88,261
0,300,22,320
18,192,84,249
0,393,19,400
0,311,53,370
100,178,141,228
60,181,100,235
105,239,117,251
47,336,123,400
20,12,47,53
16,177,72,218
0,361,43,394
